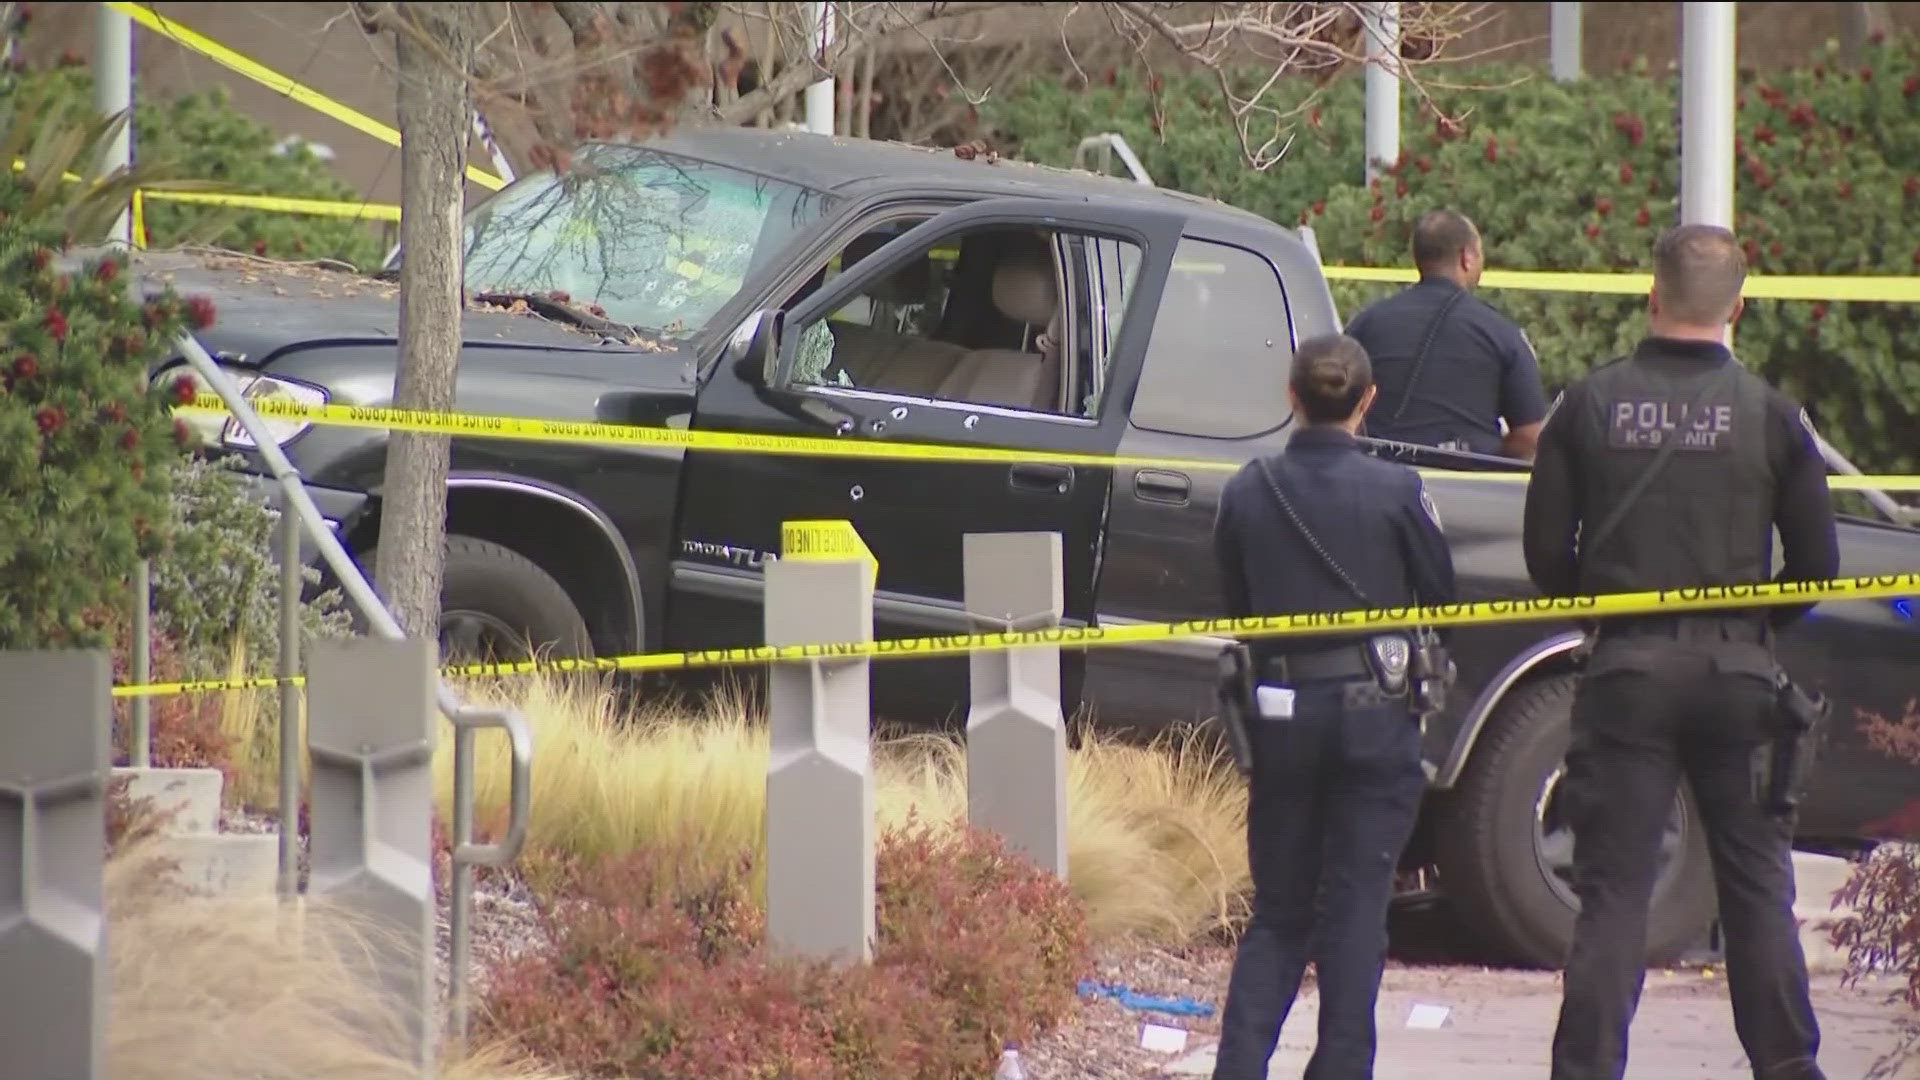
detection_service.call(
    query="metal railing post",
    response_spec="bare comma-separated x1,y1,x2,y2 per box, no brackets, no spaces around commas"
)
764,556,875,964
130,559,151,766
277,507,302,896
963,532,1069,878
0,651,109,1079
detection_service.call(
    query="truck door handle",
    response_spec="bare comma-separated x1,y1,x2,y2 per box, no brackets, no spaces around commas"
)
1134,469,1191,504
1009,463,1073,495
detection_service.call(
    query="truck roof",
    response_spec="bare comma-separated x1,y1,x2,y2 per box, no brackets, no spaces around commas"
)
634,125,1284,233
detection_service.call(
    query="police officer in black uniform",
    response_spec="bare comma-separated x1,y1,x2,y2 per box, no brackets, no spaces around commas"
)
1211,333,1456,1079
1522,224,1840,1080
1345,209,1550,460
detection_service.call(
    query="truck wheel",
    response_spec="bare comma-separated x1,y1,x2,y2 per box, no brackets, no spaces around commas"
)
1434,673,1717,969
361,535,593,664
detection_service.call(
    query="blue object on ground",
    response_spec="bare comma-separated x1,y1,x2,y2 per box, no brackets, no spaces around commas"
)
1077,979,1217,1019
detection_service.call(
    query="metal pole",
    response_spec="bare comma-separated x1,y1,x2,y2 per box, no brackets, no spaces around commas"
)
804,2,835,136
277,507,302,897
129,561,150,767
1551,2,1583,82
93,2,133,247
1363,2,1402,183
449,721,475,1051
1680,2,1737,230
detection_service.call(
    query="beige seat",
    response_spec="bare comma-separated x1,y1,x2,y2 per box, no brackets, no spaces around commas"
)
827,233,970,395
937,239,1061,411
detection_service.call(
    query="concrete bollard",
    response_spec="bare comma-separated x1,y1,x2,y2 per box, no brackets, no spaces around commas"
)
306,637,437,1073
764,556,876,964
0,651,110,1080
963,532,1069,879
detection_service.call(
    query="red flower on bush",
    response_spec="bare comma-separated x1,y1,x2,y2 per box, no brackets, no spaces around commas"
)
1838,180,1853,199
1755,124,1777,146
1905,75,1920,97
1595,197,1613,217
253,239,268,256
44,308,68,342
1613,112,1646,147
1905,176,1920,199
184,296,217,330
28,247,52,270
36,405,65,435
1861,68,1874,84
1395,180,1408,197
173,375,199,405
1584,222,1602,239
1788,102,1817,129
1619,162,1634,184
1484,137,1499,163
1370,205,1386,222
101,402,127,423
119,427,140,451
11,354,38,381
1415,156,1432,173
95,259,119,284
1812,302,1829,322
1311,200,1326,216
1769,241,1784,257
1435,115,1462,142
172,419,192,447
1635,207,1651,227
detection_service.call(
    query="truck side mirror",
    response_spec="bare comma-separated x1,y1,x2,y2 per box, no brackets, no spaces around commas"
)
725,309,782,387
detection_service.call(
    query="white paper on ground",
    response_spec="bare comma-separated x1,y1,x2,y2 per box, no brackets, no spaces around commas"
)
1406,1003,1451,1030
1140,1023,1190,1053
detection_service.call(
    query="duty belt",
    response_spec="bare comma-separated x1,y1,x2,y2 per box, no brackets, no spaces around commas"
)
1262,643,1379,684
1603,612,1772,645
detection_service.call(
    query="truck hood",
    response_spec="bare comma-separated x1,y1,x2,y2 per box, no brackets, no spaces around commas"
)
128,249,687,367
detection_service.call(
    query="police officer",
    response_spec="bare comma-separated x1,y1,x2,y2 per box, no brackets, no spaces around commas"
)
1211,333,1456,1079
1345,209,1550,460
1522,223,1840,1080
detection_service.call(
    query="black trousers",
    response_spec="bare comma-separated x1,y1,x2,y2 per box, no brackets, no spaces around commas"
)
1213,679,1426,1080
1551,624,1826,1080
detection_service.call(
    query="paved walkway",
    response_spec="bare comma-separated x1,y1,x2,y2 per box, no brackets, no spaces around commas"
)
1162,967,1912,1078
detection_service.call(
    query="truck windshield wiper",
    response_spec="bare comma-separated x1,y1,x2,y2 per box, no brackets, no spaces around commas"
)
472,290,645,340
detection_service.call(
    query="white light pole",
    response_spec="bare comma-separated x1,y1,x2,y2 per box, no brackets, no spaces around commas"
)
94,1,134,247
1680,2,1736,230
1363,2,1401,183
804,2,836,136
1551,2,1583,82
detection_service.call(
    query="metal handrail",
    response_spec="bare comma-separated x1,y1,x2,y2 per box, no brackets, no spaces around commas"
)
172,331,531,1049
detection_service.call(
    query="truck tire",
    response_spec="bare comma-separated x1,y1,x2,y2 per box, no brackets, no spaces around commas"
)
1434,673,1717,969
361,535,593,664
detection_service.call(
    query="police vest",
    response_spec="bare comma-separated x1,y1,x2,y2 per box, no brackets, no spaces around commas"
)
1571,357,1774,596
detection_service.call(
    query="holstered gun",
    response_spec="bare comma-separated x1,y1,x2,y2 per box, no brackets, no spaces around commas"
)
1752,670,1831,818
1409,628,1457,724
1215,642,1258,777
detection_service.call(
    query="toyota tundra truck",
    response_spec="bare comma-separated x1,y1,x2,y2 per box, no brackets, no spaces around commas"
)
142,125,1920,969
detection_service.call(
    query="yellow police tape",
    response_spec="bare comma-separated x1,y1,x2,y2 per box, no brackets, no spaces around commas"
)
107,2,506,192
110,571,1920,699
783,520,880,586
1320,265,1920,304
178,396,1920,493
140,189,403,222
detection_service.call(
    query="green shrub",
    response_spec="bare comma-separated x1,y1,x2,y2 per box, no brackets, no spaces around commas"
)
12,64,388,270
483,823,1091,1079
0,228,199,649
985,38,1920,475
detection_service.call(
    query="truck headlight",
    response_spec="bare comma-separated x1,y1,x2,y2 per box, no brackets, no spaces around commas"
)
154,365,329,449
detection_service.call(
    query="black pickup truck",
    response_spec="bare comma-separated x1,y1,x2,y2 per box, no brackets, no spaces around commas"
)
144,126,1920,969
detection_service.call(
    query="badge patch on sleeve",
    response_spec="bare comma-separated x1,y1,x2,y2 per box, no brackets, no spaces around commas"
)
1418,484,1444,530
1606,398,1735,451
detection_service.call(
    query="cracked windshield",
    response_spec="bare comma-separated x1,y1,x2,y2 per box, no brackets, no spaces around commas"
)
462,144,832,339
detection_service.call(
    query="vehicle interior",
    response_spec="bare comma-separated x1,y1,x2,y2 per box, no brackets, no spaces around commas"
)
780,220,1131,419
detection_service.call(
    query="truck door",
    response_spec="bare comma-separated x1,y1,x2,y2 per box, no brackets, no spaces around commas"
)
671,197,1185,721
1085,237,1307,731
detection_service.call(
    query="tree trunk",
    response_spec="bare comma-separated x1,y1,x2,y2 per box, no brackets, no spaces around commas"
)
376,2,474,641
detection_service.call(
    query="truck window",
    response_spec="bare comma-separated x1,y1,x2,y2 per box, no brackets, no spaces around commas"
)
786,223,1144,419
461,143,834,340
1128,238,1295,439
